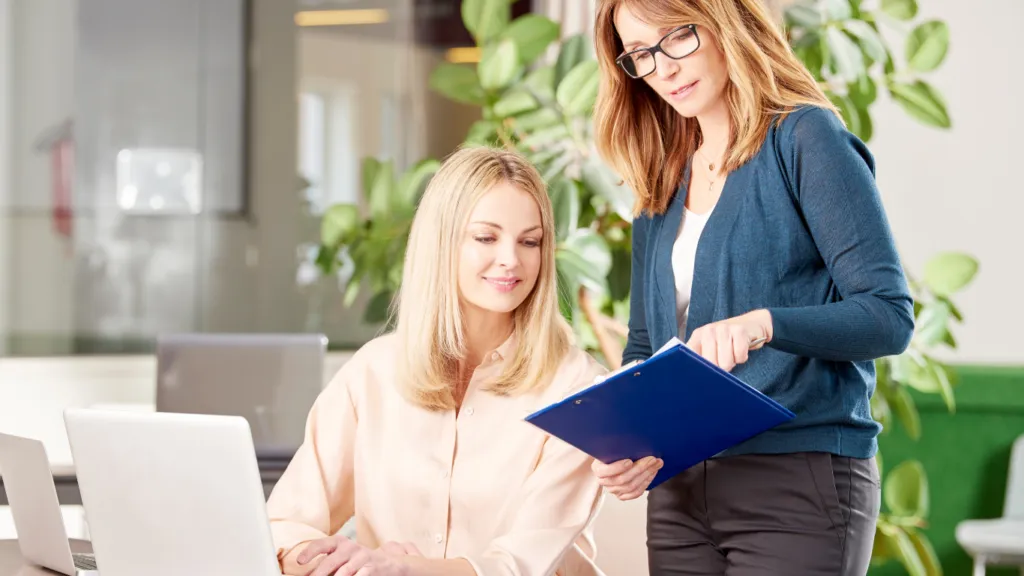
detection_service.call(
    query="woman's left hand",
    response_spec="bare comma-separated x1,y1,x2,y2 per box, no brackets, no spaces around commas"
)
299,535,409,576
686,310,773,372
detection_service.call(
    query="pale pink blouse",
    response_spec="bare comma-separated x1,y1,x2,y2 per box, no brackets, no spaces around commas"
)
265,333,609,576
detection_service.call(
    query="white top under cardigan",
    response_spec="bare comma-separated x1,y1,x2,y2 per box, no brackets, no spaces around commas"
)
672,207,714,338
597,204,716,381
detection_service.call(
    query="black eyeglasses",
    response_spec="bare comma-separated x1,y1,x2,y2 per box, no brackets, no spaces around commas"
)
616,24,701,79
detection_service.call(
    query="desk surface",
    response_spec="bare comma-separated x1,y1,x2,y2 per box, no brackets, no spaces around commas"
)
0,539,92,576
0,462,288,506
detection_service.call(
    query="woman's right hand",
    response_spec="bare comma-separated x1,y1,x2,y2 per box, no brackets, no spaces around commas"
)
591,456,663,501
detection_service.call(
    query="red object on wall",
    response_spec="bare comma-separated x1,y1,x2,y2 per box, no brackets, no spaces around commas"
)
51,136,74,240
33,119,75,245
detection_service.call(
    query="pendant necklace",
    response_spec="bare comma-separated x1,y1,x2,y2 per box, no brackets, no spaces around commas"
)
695,147,722,192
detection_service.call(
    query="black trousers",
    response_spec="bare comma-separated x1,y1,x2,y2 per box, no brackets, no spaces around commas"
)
647,452,880,575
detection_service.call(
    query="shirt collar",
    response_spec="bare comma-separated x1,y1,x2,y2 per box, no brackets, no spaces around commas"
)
486,332,517,365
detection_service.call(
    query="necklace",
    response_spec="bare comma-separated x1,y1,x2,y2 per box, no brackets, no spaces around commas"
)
695,146,724,192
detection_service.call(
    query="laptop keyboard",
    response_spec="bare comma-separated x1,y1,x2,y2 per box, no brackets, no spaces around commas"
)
73,553,97,570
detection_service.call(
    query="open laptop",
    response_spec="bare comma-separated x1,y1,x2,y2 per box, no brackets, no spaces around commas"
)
0,432,97,574
63,408,282,576
154,332,326,462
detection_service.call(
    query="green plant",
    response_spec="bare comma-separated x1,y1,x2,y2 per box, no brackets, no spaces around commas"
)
317,0,634,365
783,0,952,142
868,252,978,576
312,2,968,572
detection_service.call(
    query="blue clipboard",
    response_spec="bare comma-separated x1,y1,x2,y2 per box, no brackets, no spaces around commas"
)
525,338,796,490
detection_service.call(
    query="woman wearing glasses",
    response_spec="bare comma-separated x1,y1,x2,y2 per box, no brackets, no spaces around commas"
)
588,0,914,574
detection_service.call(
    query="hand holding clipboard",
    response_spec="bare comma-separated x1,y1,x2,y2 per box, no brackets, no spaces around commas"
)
524,337,795,491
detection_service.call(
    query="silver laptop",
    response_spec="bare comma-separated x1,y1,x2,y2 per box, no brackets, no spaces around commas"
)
63,408,282,576
155,332,326,460
0,432,98,574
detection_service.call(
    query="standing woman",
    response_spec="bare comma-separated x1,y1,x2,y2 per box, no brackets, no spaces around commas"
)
588,0,914,575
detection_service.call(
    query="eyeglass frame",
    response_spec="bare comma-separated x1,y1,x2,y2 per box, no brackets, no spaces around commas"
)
615,24,701,79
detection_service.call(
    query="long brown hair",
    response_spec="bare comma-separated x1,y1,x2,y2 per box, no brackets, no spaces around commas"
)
593,0,839,216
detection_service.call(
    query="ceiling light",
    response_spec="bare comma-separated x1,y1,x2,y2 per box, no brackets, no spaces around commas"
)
294,9,389,27
446,47,481,64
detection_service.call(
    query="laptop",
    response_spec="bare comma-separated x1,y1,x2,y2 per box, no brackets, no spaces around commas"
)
0,432,98,574
62,408,282,576
155,332,326,462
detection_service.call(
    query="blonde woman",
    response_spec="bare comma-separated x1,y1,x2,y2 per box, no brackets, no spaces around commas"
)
265,146,608,576
589,0,914,574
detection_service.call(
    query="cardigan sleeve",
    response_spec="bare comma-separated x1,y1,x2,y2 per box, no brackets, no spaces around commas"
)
766,106,914,362
622,215,654,365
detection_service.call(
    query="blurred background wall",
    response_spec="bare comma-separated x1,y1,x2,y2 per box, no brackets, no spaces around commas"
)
0,0,1018,364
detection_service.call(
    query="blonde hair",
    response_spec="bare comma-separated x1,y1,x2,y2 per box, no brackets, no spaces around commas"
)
392,146,572,411
593,0,839,216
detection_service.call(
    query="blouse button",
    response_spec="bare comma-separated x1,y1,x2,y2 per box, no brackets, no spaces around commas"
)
491,352,500,361
465,406,475,416
434,533,444,544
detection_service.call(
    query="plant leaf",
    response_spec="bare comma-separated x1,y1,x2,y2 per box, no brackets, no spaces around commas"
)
881,0,918,20
844,20,887,64
479,39,521,91
321,204,360,247
891,383,921,440
785,5,823,28
906,20,950,72
924,252,978,295
396,158,440,206
906,527,943,576
556,60,600,116
872,524,895,563
549,178,580,242
363,290,393,325
368,160,395,219
871,393,892,432
557,229,612,294
932,360,956,413
792,32,825,80
556,268,579,321
581,157,634,221
520,123,571,149
555,34,589,88
823,0,852,21
343,272,362,307
465,120,501,146
429,63,485,105
915,301,952,347
500,14,560,65
938,296,964,321
848,74,877,107
461,0,510,44
885,460,929,519
609,245,632,301
888,80,951,128
514,108,562,132
524,65,556,101
825,26,864,82
891,527,928,576
492,89,538,118
829,92,873,142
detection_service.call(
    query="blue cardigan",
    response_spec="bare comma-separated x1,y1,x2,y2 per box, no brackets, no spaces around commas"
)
623,106,914,459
